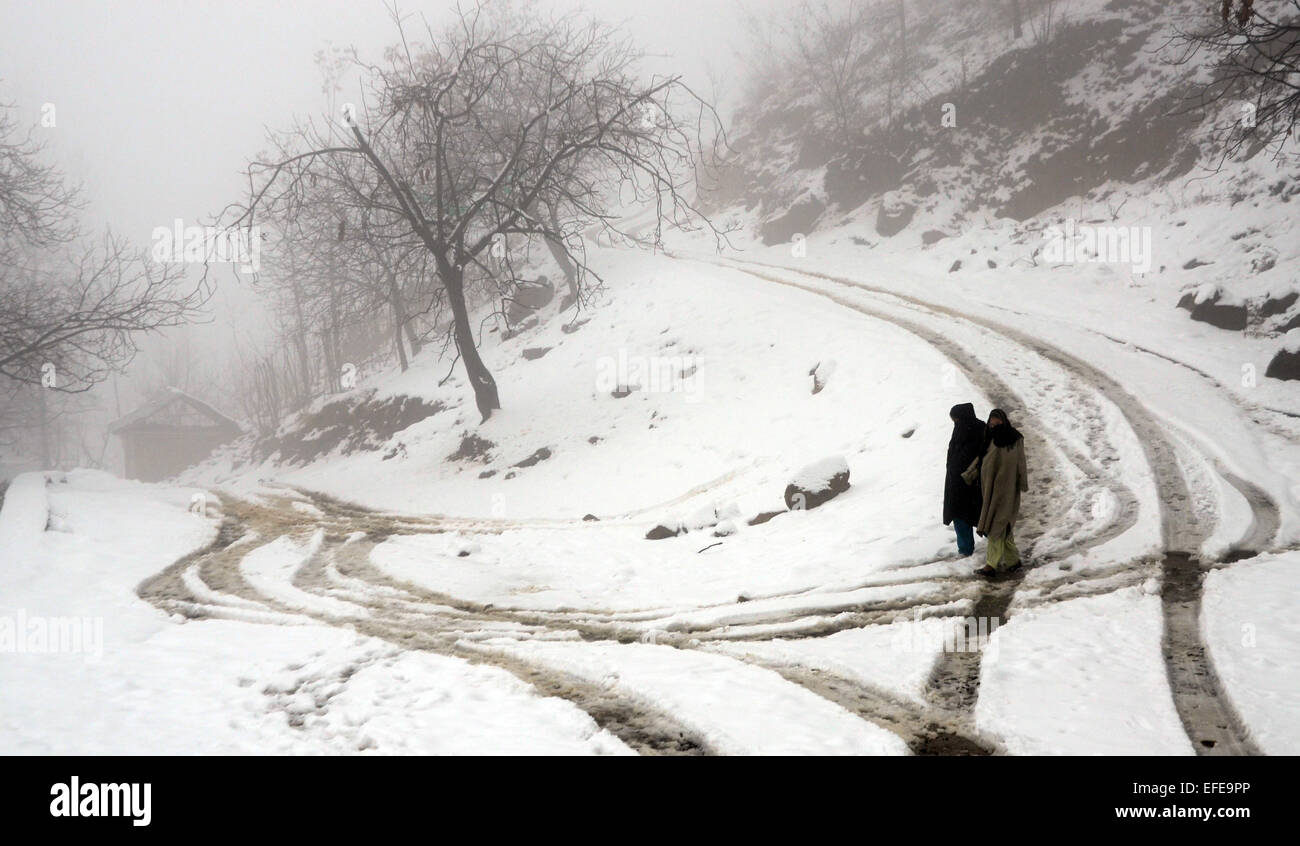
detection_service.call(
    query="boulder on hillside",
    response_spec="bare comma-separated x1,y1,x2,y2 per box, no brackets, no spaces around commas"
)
784,456,851,511
1259,289,1298,319
760,196,826,246
1265,330,1300,381
1180,285,1248,331
506,276,555,325
875,192,916,237
645,524,680,540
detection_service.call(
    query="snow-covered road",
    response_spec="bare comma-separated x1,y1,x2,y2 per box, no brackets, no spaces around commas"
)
5,248,1297,755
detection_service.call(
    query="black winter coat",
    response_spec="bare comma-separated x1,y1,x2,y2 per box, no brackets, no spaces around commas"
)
943,403,985,525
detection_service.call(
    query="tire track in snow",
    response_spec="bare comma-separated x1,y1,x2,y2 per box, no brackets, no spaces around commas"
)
711,653,999,755
138,498,712,756
140,484,1160,755
137,253,1279,753
679,255,1144,725
694,253,1276,756
137,261,1158,756
143,490,1007,753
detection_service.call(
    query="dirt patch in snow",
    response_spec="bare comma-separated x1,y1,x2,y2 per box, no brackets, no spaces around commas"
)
255,391,446,466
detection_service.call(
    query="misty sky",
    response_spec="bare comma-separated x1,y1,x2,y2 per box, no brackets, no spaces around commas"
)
0,0,781,245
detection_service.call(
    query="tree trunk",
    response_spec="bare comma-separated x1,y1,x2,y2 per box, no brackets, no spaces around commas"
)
538,200,579,305
392,308,409,372
37,385,51,469
346,123,498,419
443,263,499,421
898,1,907,75
1011,0,1023,39
329,294,343,391
290,279,313,403
386,269,422,357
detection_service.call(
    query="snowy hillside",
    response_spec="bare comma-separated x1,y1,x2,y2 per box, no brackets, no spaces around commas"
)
714,0,1300,373
3,0,1299,762
7,230,1300,754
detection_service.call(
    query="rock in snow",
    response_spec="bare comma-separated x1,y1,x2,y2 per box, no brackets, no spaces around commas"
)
1265,329,1300,381
784,456,851,511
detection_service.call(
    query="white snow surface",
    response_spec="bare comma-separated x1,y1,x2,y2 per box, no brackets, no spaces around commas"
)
0,471,628,755
7,209,1300,753
976,588,1194,756
1203,552,1300,756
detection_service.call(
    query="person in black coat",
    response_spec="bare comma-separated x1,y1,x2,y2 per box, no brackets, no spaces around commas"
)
943,402,986,556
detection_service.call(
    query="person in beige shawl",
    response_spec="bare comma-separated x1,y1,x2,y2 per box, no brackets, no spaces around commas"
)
961,408,1029,577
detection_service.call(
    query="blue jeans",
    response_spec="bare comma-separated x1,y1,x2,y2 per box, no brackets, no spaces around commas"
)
953,518,975,556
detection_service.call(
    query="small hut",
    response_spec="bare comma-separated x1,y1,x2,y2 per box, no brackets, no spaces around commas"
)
109,388,242,482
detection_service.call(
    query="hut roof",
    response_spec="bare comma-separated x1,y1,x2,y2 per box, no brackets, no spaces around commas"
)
108,387,242,435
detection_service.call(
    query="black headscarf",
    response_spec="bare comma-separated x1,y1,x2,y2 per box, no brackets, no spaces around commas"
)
950,402,978,425
983,408,1023,450
947,403,984,467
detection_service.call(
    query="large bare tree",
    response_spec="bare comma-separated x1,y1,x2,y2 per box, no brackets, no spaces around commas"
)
232,2,730,422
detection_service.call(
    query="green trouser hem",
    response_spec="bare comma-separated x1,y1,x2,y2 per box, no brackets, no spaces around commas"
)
985,525,1020,571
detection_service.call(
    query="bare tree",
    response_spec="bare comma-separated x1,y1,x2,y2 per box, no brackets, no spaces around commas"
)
1027,0,1059,47
0,98,208,398
789,0,872,143
1168,0,1300,162
0,102,80,255
0,234,207,392
232,2,730,422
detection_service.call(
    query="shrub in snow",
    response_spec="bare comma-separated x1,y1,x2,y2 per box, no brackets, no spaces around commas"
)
1265,330,1300,381
784,456,851,511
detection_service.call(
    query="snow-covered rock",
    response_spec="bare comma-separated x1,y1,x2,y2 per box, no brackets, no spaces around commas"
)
784,456,851,511
1265,329,1300,381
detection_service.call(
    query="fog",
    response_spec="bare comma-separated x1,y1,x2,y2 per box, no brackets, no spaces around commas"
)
0,0,775,240
0,0,786,467
3,0,1300,766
